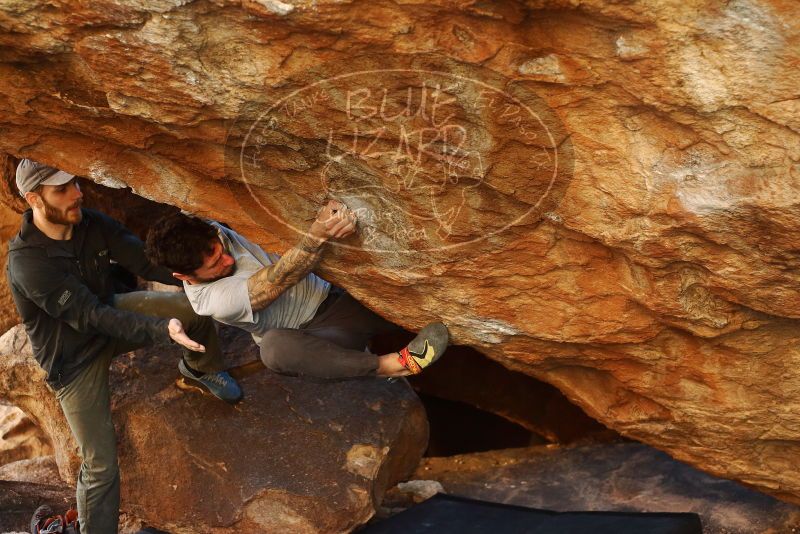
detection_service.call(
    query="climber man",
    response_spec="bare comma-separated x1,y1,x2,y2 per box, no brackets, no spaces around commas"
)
144,200,450,381
6,159,243,534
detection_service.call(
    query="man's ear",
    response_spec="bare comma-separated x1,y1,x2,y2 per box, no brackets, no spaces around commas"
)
24,191,41,209
172,272,191,282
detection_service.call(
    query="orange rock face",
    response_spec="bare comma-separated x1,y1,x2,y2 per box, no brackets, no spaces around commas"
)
1,0,799,504
0,404,53,466
0,155,24,334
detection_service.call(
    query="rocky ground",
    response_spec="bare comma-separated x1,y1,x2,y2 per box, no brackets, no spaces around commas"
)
380,442,800,534
0,323,428,533
5,438,800,533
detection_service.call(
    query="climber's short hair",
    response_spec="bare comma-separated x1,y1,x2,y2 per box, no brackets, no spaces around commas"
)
145,212,218,275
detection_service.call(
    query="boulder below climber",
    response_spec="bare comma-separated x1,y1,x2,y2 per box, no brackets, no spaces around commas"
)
0,325,428,532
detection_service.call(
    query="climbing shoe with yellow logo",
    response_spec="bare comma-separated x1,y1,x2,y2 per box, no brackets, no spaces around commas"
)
397,322,449,374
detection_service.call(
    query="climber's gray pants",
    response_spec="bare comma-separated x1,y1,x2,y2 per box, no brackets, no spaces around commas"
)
259,288,401,379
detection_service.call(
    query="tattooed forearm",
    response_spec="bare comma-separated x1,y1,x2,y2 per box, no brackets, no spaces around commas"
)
247,198,356,311
247,234,325,311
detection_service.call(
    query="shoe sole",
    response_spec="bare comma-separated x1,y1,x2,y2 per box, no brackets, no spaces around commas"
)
402,322,450,373
178,363,243,404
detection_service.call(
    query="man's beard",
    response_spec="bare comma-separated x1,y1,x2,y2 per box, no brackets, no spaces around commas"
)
43,197,82,226
195,263,237,283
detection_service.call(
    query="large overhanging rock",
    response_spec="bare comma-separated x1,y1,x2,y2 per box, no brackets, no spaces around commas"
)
1,0,800,504
0,325,428,531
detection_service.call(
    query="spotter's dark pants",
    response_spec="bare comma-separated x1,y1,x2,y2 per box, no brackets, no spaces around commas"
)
56,291,223,534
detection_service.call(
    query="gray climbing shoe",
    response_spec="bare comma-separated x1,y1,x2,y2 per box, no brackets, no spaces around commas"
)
397,322,449,374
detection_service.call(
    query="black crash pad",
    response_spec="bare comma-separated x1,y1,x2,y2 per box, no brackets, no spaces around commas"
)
362,494,703,534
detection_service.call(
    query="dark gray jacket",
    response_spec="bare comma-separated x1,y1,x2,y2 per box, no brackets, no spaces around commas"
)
7,208,179,388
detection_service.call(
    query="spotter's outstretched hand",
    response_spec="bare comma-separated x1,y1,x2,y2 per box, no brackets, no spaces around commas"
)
168,318,205,352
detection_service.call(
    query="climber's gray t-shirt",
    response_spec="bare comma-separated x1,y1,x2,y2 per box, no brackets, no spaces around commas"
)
183,223,330,344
